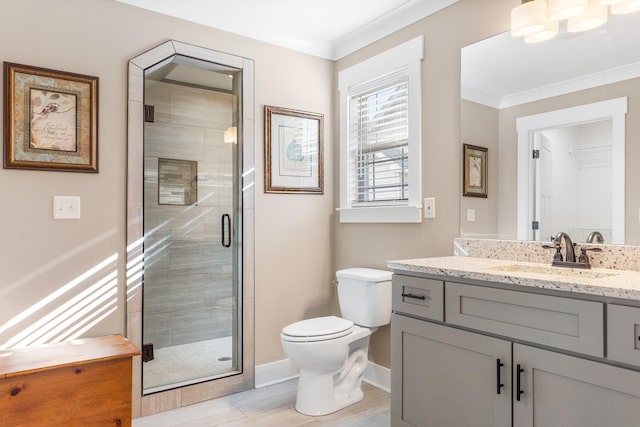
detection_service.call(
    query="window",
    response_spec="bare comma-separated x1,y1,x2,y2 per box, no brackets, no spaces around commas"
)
350,73,409,206
338,37,423,223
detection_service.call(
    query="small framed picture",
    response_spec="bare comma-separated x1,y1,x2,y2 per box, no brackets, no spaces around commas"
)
463,144,487,198
264,105,323,194
4,62,98,172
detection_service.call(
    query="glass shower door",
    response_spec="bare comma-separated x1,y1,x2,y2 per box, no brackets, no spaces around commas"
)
141,56,241,394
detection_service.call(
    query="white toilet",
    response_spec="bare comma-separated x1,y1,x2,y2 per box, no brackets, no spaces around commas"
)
280,268,392,416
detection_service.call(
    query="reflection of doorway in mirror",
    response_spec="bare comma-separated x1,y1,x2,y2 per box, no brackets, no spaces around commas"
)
516,97,626,244
531,121,613,243
535,137,553,242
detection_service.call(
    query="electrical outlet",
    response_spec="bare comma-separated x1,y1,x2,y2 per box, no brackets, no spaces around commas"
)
424,197,436,219
467,208,476,222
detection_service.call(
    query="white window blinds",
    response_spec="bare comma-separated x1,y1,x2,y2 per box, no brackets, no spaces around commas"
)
348,72,409,207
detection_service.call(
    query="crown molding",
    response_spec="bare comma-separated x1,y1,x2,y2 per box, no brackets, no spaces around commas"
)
115,0,459,61
331,0,459,60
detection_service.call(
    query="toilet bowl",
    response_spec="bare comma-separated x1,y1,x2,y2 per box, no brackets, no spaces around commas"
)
280,268,392,416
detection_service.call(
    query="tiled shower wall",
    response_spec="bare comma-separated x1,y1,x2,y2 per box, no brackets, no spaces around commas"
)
142,80,236,349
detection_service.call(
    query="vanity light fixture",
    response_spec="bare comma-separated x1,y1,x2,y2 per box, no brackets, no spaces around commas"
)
568,0,608,32
524,14,560,42
547,0,588,20
511,0,548,37
511,0,640,43
604,0,640,14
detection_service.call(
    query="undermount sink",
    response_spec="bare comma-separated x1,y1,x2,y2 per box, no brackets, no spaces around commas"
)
487,264,618,279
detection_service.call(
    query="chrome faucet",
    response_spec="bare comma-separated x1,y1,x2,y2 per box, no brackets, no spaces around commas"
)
586,231,604,244
554,232,576,263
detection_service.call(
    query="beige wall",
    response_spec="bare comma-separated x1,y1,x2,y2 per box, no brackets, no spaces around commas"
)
460,99,500,238
333,0,517,367
0,0,334,365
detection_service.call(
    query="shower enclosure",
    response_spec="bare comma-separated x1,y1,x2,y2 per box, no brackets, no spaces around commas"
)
127,41,254,414
140,53,242,394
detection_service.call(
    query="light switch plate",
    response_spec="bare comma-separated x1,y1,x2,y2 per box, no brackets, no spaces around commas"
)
424,197,435,219
53,196,81,220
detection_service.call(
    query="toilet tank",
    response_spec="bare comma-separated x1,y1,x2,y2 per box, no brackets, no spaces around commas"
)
336,268,393,327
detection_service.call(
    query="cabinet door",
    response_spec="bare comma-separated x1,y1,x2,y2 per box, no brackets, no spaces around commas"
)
391,314,511,427
513,343,640,427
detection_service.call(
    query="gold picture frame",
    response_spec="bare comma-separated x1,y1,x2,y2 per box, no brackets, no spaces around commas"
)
264,105,323,194
463,143,487,198
4,62,98,172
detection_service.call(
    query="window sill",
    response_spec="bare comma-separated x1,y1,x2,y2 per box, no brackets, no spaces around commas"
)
338,205,422,223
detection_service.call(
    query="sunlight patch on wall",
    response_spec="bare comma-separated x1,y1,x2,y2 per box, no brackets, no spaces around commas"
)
0,254,119,350
126,237,144,302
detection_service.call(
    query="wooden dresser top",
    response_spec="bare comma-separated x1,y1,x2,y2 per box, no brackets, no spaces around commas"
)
0,335,140,379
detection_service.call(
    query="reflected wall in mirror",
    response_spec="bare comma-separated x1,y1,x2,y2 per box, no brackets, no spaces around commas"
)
460,13,640,245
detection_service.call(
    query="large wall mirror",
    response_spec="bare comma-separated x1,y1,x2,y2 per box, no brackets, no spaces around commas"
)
460,13,640,245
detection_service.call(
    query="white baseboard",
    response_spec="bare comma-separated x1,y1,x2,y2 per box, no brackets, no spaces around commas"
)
255,358,299,388
362,360,391,393
254,358,391,392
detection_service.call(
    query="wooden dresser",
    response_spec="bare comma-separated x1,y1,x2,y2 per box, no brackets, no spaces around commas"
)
0,335,139,426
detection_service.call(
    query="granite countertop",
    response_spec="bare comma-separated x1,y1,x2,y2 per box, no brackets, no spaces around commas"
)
387,256,640,301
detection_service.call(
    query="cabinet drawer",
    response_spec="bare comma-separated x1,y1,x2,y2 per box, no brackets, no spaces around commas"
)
446,282,604,357
392,274,443,321
608,304,640,367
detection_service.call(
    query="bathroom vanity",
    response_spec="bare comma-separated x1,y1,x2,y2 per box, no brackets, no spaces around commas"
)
388,254,640,427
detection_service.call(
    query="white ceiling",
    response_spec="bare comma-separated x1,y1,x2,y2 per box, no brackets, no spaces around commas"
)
114,0,459,60
462,13,640,109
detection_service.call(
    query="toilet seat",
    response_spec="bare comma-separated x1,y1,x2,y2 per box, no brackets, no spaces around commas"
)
282,316,354,342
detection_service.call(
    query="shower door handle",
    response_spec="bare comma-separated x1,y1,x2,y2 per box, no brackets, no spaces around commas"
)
221,214,231,248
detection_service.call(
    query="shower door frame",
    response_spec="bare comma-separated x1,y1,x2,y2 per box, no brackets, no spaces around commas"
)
126,40,255,417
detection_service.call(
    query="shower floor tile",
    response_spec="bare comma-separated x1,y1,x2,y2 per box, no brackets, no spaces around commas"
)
143,336,234,391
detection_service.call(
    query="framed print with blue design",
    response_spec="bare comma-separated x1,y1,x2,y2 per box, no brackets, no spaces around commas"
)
264,105,323,194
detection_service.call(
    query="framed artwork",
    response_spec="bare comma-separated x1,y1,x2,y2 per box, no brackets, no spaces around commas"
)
463,143,487,198
4,62,98,172
264,105,323,194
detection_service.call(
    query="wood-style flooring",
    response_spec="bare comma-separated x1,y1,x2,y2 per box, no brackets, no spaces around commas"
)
133,379,390,426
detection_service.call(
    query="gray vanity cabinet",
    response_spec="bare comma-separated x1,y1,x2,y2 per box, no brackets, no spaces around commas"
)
391,314,511,427
391,273,640,427
514,344,640,427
